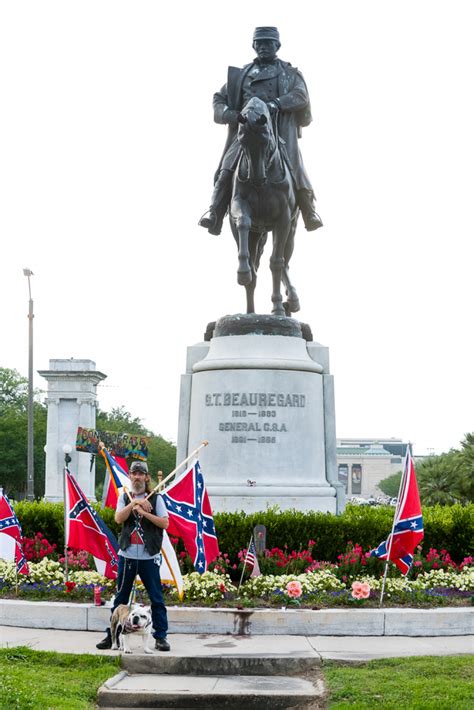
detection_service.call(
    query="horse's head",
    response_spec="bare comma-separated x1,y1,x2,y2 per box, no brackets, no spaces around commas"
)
237,97,275,185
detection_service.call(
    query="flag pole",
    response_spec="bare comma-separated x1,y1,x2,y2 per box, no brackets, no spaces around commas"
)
148,440,209,497
63,466,69,584
238,536,253,592
379,446,410,607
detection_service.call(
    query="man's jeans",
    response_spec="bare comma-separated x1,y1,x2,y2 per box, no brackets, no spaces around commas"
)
112,556,168,639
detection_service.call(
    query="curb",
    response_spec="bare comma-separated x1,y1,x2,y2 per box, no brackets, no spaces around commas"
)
0,600,472,636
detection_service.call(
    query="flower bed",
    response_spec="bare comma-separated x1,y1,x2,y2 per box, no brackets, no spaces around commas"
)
1,558,472,608
1,534,472,607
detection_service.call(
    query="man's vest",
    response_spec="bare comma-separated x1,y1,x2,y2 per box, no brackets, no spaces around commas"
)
118,492,163,556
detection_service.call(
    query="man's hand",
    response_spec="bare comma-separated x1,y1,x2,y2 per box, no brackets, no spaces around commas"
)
223,108,239,126
267,100,279,116
133,499,152,515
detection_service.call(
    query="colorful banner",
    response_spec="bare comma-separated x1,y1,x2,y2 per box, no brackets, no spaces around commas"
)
76,427,149,460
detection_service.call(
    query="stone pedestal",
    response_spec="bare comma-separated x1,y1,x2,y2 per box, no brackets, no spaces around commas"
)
177,316,345,514
38,359,106,502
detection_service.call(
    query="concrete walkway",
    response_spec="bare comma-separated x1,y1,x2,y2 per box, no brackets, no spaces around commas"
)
1,626,472,661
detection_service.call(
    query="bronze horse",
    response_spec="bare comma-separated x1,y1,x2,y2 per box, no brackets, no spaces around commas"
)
229,96,300,316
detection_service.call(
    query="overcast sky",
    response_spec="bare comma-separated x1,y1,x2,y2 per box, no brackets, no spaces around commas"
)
1,1,473,455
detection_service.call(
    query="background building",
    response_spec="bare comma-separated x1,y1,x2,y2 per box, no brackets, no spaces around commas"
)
336,438,409,499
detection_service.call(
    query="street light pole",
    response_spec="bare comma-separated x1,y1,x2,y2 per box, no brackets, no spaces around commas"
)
62,444,72,583
23,268,34,501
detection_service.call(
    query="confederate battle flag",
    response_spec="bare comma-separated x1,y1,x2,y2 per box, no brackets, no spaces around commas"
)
65,468,119,579
0,491,29,574
371,448,424,574
161,459,219,573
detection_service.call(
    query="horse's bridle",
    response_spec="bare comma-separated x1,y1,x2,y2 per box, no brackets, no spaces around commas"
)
237,112,285,186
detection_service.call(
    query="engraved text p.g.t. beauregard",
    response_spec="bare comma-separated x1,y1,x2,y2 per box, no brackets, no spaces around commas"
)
205,391,306,445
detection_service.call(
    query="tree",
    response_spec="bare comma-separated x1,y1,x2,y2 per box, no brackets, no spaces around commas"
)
415,433,474,506
96,406,148,435
378,471,402,498
95,405,176,497
416,454,460,505
457,433,474,503
378,434,474,506
0,368,29,410
0,368,47,498
0,368,177,500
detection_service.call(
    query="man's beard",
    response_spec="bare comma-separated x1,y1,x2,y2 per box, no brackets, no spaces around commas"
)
132,481,146,494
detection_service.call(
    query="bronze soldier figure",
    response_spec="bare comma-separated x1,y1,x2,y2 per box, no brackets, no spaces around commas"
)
199,26,322,236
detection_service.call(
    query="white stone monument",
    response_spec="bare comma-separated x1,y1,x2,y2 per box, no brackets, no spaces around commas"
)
177,316,345,514
39,359,106,502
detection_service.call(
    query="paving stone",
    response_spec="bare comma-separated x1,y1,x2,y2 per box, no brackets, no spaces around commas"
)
98,672,325,708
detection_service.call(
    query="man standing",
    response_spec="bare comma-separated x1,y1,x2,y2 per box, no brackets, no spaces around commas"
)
199,26,322,236
96,460,171,652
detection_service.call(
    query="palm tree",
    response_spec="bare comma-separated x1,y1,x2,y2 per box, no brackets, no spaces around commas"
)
416,455,459,506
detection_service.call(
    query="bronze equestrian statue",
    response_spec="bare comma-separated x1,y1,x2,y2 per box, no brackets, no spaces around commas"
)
230,96,300,316
199,26,322,238
199,27,322,315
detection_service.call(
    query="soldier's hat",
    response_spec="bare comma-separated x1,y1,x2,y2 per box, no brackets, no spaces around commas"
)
253,27,280,44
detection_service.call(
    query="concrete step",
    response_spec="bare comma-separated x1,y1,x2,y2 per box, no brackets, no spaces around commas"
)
97,671,326,709
121,652,320,676
114,633,322,676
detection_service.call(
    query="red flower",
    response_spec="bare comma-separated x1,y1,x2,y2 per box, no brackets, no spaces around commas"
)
65,581,76,593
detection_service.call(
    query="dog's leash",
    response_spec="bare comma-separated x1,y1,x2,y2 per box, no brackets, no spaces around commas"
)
117,486,142,610
129,577,137,609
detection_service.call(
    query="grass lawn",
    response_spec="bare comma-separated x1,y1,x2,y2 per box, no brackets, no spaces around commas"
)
324,655,474,709
0,647,120,709
0,648,472,708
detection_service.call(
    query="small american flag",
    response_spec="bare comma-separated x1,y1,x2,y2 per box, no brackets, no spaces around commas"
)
246,539,261,578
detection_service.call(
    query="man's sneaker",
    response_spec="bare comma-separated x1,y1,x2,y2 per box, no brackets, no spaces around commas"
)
96,628,112,650
155,637,170,652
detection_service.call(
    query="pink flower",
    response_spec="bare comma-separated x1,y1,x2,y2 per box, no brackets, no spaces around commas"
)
351,581,370,599
286,580,303,598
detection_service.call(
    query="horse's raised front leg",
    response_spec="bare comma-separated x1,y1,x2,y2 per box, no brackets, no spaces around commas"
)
270,222,289,316
231,198,252,286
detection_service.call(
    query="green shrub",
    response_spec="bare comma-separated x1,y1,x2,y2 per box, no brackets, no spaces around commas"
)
423,504,474,561
13,501,473,563
213,504,473,563
13,501,65,545
13,500,120,550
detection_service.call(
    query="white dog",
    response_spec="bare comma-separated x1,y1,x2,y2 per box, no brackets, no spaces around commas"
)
110,604,153,654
